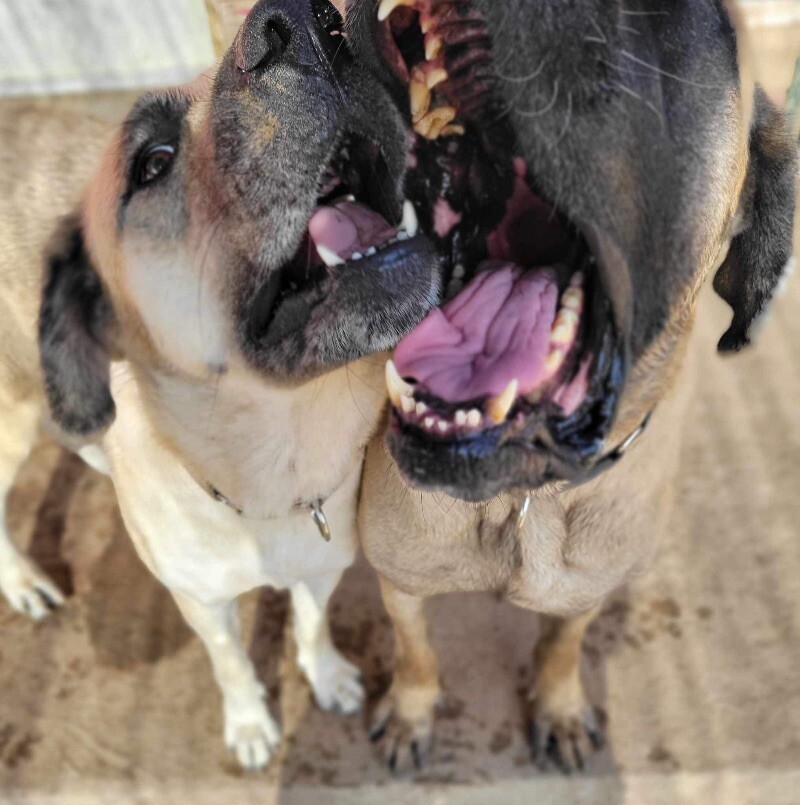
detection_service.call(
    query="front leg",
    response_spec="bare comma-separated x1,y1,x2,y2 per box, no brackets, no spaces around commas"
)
370,574,441,771
529,606,604,772
172,591,280,770
290,570,365,715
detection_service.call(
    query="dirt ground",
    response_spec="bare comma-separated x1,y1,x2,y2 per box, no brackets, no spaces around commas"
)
1,8,799,805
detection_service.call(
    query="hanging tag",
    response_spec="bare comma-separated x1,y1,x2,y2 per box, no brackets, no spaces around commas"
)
308,500,332,542
516,493,531,535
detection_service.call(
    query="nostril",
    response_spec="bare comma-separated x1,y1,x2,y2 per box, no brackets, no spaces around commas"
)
264,18,291,56
235,13,292,73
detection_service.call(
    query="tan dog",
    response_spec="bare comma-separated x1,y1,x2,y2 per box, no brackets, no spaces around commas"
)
349,0,798,771
0,0,439,770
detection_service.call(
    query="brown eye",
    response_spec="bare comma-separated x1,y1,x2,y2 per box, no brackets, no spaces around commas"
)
136,144,176,187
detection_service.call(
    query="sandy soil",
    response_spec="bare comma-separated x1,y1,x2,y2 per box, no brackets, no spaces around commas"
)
0,7,798,804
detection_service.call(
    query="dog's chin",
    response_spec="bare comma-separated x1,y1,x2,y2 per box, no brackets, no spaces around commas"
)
372,0,631,499
238,133,442,379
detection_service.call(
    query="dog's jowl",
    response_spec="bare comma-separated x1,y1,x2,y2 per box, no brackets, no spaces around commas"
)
0,0,439,770
351,0,798,770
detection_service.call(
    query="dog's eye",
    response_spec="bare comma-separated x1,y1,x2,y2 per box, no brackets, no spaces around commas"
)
135,144,176,188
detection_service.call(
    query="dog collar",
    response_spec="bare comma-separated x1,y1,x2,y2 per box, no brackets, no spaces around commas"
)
207,484,332,542
209,410,652,542
515,408,654,534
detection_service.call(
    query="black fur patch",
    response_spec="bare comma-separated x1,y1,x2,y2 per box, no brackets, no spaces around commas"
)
714,86,798,351
39,216,116,436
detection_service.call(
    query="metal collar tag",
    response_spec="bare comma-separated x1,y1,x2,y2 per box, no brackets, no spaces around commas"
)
306,500,332,542
207,484,332,542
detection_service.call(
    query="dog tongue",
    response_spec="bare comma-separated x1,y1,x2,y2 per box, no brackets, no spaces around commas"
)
308,200,397,261
394,264,559,401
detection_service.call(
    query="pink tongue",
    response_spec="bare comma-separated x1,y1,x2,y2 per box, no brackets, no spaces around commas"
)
394,263,559,401
308,200,397,260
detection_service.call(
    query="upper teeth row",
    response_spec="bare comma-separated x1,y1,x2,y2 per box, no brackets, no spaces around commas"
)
544,273,584,376
385,273,586,429
378,0,463,141
317,200,419,267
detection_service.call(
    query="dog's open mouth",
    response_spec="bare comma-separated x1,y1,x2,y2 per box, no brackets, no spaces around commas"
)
247,132,431,344
376,0,626,498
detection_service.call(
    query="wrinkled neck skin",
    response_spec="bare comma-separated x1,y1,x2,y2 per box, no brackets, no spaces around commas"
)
117,356,386,521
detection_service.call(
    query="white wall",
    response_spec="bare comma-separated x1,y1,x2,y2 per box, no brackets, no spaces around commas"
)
0,0,215,96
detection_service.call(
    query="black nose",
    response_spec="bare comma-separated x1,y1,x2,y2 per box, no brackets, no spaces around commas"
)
234,3,292,73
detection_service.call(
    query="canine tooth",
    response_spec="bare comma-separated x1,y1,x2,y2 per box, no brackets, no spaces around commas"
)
426,67,448,89
487,379,518,425
401,200,419,237
425,35,442,61
377,0,415,22
386,359,414,407
410,78,431,122
466,409,482,428
316,244,345,267
561,287,583,311
424,416,436,430
545,348,565,374
416,401,428,415
400,395,416,414
455,410,467,427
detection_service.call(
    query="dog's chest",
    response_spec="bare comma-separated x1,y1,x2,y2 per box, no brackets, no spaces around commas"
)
103,368,362,601
109,443,361,601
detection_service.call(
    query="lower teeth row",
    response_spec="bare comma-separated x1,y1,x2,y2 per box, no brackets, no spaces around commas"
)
385,272,585,432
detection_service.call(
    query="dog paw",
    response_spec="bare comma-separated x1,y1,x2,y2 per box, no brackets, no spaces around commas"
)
299,646,365,715
0,555,64,620
224,702,281,771
528,696,604,773
369,686,439,772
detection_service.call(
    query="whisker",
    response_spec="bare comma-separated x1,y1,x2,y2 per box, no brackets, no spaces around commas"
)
496,57,548,84
620,49,719,89
610,80,665,128
514,78,560,118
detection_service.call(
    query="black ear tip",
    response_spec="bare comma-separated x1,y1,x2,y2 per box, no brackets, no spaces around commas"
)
47,386,116,437
39,213,116,438
711,87,796,352
717,329,749,353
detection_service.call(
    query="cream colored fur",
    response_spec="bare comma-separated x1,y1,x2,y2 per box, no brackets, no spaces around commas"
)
0,96,384,771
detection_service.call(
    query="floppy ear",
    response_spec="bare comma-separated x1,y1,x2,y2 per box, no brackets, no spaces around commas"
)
713,86,797,352
39,213,116,436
